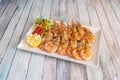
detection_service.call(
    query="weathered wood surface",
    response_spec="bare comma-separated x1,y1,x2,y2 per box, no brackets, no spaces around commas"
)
0,0,120,80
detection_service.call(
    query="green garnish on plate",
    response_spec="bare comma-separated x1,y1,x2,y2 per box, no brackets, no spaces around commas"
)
35,17,52,31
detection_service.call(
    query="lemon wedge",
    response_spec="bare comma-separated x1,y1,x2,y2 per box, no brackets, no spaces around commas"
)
27,34,41,47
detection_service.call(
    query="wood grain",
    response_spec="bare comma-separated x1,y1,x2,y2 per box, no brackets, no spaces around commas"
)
40,0,52,18
0,0,33,80
77,0,90,25
41,0,57,80
92,0,120,78
0,0,120,80
67,0,79,22
109,0,120,22
101,0,120,47
0,0,11,17
100,36,118,80
79,0,103,80
0,0,19,39
0,0,3,4
67,0,88,80
6,0,34,79
60,0,66,21
24,0,44,80
56,0,71,80
0,0,27,63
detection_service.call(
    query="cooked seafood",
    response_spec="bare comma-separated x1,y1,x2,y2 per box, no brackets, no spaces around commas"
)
72,48,82,60
44,37,60,53
77,22,85,41
71,20,79,40
38,30,53,50
28,18,95,60
67,21,81,59
51,20,60,37
67,39,77,57
83,27,95,43
79,43,93,60
57,21,69,55
57,40,69,55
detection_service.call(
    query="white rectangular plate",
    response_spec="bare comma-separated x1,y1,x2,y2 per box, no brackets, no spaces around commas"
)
17,24,102,67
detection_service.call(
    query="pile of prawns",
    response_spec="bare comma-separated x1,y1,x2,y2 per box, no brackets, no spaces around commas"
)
39,20,95,60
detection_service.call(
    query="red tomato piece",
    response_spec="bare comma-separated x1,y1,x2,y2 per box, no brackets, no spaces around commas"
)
32,26,44,35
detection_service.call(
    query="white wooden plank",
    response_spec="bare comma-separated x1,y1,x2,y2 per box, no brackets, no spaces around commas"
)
42,57,56,80
84,0,103,80
26,54,44,80
0,0,3,4
0,0,19,39
7,50,31,80
24,0,45,80
99,1,120,77
100,36,118,80
40,0,52,18
0,0,33,80
6,0,34,79
86,34,103,80
92,0,120,79
79,65,88,80
56,60,70,80
77,0,90,25
86,0,119,79
0,0,11,17
67,0,79,22
0,0,27,62
59,0,66,21
50,0,60,19
91,32,118,80
67,0,88,80
41,0,57,80
101,0,120,48
70,63,88,80
72,0,89,80
92,0,119,52
109,0,120,21
85,0,101,28
56,0,71,80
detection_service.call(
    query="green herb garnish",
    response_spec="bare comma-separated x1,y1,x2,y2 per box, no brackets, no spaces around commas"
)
34,17,52,31
35,17,43,25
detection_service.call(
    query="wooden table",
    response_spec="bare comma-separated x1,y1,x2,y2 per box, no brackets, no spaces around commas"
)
0,0,120,80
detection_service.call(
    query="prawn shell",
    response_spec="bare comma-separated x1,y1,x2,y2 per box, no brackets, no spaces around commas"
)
44,42,58,53
57,45,67,56
66,47,73,57
79,49,93,60
71,48,82,60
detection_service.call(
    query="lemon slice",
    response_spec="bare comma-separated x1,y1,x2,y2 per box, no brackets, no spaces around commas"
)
27,34,41,47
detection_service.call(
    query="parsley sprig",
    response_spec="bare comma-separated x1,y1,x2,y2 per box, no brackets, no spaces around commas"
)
35,17,52,31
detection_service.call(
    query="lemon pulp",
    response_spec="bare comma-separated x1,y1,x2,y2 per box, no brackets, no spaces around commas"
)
27,34,41,47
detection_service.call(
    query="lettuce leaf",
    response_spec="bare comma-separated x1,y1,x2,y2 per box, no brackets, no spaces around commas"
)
35,17,43,25
35,17,52,31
